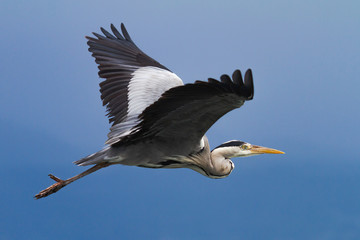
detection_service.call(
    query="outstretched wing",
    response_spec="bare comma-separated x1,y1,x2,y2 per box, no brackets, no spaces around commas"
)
86,23,183,145
118,69,254,151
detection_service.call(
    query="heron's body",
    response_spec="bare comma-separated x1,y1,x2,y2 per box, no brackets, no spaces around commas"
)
95,136,231,178
35,23,284,199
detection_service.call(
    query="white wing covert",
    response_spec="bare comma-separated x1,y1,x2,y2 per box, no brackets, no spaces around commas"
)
86,24,183,145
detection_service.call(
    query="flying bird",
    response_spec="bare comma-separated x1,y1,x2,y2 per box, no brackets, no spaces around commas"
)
35,23,284,199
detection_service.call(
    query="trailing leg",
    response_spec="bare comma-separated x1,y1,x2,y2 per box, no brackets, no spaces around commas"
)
34,162,111,199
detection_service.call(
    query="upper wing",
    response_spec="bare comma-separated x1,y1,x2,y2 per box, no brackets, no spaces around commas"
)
86,23,183,145
118,69,254,151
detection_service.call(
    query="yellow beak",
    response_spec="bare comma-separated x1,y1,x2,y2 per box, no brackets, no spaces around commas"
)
250,145,285,154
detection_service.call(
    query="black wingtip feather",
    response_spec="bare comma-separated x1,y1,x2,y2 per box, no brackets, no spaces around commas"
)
207,69,254,100
100,27,116,39
207,78,218,84
220,74,232,85
111,24,124,40
244,69,254,100
232,69,244,86
121,23,133,43
93,32,105,39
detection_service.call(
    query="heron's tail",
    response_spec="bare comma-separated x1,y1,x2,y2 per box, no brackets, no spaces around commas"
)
74,147,110,166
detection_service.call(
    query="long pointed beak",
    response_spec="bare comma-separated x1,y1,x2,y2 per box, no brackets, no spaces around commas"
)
250,145,285,154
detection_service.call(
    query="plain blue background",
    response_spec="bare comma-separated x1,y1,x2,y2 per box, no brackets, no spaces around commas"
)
1,1,360,239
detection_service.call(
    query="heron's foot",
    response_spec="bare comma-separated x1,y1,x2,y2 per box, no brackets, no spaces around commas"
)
34,174,68,199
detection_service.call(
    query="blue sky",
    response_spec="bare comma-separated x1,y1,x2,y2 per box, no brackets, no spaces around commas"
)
1,0,360,239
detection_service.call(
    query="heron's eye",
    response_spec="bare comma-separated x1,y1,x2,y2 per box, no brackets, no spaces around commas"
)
241,144,249,150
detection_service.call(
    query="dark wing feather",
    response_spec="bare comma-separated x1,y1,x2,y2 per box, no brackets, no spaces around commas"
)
119,69,254,149
86,23,170,126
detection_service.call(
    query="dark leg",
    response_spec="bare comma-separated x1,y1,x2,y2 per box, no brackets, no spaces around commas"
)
34,162,111,199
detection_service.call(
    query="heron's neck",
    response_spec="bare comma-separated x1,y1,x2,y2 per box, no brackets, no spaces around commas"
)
186,136,233,178
207,147,236,178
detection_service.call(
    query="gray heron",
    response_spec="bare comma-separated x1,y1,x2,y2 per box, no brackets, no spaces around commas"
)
35,23,284,199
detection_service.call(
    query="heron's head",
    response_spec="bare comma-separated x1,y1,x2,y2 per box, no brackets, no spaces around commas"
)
212,140,284,158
